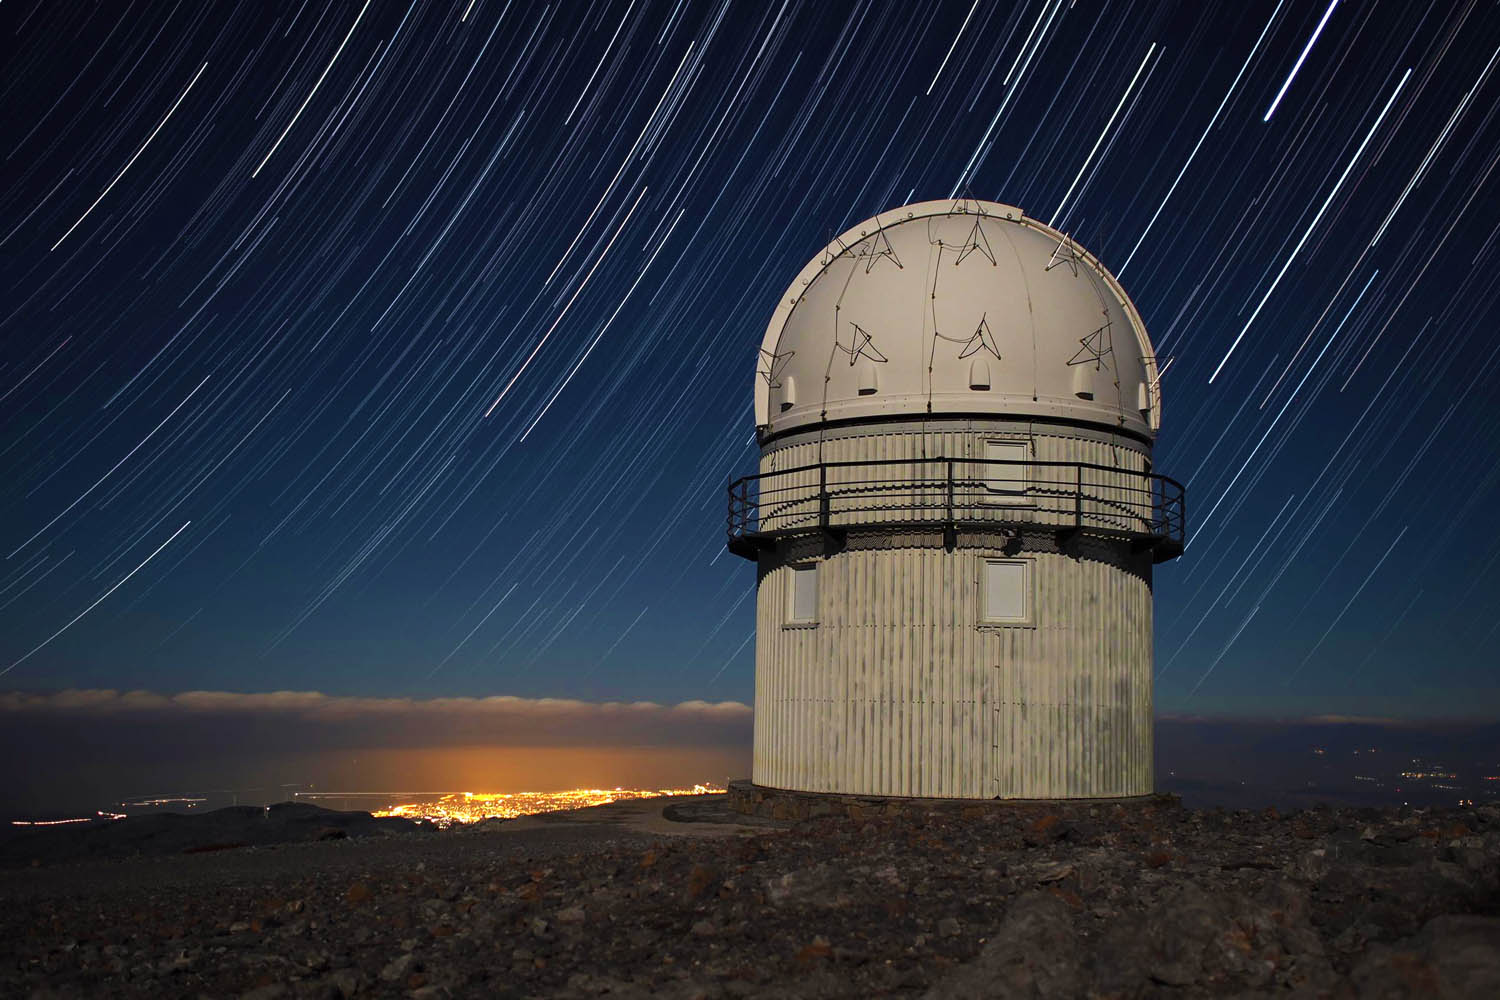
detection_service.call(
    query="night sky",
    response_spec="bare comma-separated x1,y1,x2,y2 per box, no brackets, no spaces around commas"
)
3,0,1499,725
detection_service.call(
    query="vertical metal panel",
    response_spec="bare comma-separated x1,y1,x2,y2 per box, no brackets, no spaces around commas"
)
751,422,1154,799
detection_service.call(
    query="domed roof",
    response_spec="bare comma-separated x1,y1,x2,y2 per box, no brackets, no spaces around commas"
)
754,199,1162,440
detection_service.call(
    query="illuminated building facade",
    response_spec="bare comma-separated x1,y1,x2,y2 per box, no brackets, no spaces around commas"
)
727,200,1184,799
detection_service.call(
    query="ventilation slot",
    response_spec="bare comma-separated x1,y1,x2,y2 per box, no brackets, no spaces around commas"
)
856,358,878,395
1136,380,1151,415
1071,364,1094,400
778,375,797,412
968,358,991,390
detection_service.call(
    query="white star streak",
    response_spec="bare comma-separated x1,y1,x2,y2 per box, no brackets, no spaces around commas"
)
545,42,693,286
1262,0,1339,122
50,62,208,252
7,376,210,559
1050,42,1158,228
1004,0,1058,88
1,521,192,678
1193,270,1374,541
951,0,1064,194
1287,525,1409,684
0,336,70,404
1209,66,1411,384
484,185,648,418
429,582,519,678
1369,44,1499,249
708,627,754,686
1354,588,1422,673
520,207,684,441
590,605,650,672
1188,603,1260,696
1119,0,1288,276
251,0,370,178
565,0,637,125
926,0,978,96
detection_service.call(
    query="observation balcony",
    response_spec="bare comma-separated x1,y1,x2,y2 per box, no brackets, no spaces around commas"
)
726,457,1185,563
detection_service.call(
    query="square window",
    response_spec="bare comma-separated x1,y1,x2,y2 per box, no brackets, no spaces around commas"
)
787,563,818,624
981,559,1031,624
980,440,1030,504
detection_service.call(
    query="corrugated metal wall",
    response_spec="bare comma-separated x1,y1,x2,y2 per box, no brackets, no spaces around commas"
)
751,421,1155,799
757,419,1152,535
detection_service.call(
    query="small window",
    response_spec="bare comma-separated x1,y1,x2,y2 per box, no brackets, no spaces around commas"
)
981,439,1029,504
787,563,818,624
981,559,1031,625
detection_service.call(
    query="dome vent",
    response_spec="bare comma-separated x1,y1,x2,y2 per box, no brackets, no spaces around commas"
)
1071,364,1094,401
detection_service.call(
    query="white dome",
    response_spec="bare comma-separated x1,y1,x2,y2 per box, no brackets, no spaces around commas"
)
755,200,1162,439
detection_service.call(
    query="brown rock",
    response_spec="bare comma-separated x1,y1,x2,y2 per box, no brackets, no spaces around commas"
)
346,882,373,906
684,863,721,903
796,936,833,964
1049,887,1085,909
1024,814,1066,846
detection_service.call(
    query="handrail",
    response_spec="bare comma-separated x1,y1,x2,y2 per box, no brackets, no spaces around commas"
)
726,456,1185,562
729,454,1186,484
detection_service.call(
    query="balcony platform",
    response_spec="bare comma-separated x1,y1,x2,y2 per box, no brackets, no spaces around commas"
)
727,456,1184,563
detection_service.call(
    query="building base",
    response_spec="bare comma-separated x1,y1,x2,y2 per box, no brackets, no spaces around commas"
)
726,779,1176,822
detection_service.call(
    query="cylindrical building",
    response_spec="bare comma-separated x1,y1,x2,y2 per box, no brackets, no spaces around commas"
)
726,199,1184,800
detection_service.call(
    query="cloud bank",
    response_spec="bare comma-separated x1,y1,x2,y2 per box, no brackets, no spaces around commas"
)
0,687,750,748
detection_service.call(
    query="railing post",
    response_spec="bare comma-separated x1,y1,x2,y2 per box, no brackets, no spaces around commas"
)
946,459,954,524
1075,463,1083,529
1178,485,1186,545
818,463,829,530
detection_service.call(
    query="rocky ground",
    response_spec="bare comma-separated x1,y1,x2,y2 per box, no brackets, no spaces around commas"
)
2,794,1499,998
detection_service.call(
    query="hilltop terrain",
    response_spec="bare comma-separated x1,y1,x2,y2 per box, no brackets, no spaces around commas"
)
2,795,1498,998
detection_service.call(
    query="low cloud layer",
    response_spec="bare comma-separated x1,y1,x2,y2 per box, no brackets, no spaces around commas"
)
0,688,753,815
1157,712,1411,727
0,688,750,748
0,689,750,719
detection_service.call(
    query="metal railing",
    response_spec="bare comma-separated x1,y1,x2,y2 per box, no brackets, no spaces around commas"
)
726,456,1184,561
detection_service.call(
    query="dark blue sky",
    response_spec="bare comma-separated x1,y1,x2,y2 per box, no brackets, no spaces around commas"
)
2,0,1497,721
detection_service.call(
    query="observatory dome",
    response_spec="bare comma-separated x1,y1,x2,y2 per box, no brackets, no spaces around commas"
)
755,200,1161,441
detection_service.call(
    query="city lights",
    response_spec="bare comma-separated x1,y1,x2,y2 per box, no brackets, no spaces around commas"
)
370,784,722,827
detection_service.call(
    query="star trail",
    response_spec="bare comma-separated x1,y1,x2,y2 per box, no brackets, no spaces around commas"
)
2,0,1498,721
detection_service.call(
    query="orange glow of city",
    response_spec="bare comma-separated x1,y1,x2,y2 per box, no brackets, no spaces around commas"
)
370,783,723,826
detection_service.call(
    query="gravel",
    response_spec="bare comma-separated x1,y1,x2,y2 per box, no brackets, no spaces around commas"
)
3,795,1499,998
